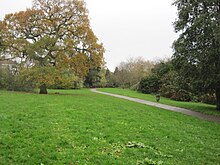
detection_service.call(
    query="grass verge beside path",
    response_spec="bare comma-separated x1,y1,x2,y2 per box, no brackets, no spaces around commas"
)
0,89,220,164
97,88,220,116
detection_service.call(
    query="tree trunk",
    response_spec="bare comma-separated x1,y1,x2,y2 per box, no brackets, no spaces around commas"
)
216,88,220,111
39,84,48,94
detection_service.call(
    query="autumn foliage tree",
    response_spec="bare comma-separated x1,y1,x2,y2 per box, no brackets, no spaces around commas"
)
0,0,104,94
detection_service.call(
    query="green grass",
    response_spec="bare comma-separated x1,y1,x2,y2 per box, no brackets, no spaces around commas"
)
0,89,220,164
98,88,220,116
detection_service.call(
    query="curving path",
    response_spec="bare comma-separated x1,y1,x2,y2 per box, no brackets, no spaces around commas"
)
91,88,220,124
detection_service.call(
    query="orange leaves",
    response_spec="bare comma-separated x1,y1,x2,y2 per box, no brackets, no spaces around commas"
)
69,53,89,78
0,21,6,31
1,0,105,89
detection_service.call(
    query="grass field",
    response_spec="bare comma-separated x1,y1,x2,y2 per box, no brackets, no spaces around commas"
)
98,88,220,116
0,89,220,164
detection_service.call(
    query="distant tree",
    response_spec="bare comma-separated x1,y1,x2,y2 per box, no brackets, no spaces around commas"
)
0,0,104,94
172,0,220,110
84,67,100,87
84,65,107,88
112,57,154,88
98,67,107,87
151,60,173,78
105,68,115,87
138,60,173,95
105,68,111,83
114,64,130,88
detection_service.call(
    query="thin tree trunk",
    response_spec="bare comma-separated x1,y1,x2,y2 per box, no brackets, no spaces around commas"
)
39,84,48,94
216,88,220,110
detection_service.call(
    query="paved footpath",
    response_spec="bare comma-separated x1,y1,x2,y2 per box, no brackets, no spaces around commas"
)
91,89,220,124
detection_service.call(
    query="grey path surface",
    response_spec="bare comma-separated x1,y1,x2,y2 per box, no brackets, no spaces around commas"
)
91,89,220,124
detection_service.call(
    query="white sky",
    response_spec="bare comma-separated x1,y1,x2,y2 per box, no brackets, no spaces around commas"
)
0,0,178,71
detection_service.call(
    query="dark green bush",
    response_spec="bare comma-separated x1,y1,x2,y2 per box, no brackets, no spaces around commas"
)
138,75,160,94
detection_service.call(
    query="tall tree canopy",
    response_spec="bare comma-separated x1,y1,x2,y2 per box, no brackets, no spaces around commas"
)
0,0,104,93
172,0,220,110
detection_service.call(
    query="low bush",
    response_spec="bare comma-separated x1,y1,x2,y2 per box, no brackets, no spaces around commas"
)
170,89,192,102
138,75,160,94
199,93,216,105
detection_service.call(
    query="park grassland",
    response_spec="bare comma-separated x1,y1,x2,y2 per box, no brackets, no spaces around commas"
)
98,88,220,116
0,89,220,164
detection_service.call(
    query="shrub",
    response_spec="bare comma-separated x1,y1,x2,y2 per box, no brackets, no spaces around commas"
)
160,84,194,102
160,84,176,98
7,74,35,92
138,75,160,94
199,93,216,105
170,89,192,102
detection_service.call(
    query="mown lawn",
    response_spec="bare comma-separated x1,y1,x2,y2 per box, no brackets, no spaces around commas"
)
98,88,220,116
0,89,220,164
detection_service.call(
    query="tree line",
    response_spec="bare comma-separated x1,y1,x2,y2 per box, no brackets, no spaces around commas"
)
0,0,219,110
105,0,220,110
107,0,220,110
103,58,216,106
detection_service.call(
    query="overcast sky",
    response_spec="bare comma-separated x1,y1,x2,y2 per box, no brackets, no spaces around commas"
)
0,0,178,71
